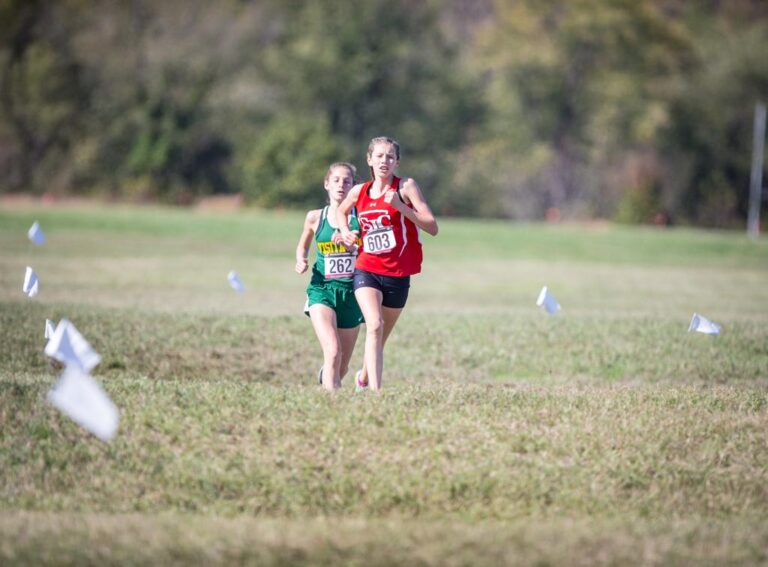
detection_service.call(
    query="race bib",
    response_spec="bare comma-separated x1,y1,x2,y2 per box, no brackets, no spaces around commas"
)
324,253,355,278
363,227,396,254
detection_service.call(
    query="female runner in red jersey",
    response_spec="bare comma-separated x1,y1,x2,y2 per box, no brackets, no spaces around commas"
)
336,137,438,390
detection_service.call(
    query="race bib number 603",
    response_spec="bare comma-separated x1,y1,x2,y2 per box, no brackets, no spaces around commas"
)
363,228,396,254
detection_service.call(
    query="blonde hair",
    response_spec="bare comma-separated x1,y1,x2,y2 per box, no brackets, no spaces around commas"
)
366,136,400,179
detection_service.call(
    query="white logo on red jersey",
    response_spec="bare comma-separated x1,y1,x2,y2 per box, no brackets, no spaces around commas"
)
359,209,392,233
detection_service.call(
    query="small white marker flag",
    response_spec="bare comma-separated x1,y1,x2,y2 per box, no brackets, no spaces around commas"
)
45,319,56,339
28,221,45,246
44,318,101,372
23,266,39,297
47,365,119,442
688,313,722,336
228,270,245,293
536,286,561,315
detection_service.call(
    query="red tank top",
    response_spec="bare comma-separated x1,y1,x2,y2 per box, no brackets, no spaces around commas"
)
354,176,423,276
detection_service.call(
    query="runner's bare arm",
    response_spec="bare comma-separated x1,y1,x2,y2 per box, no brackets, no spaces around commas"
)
295,209,321,274
336,184,363,247
386,178,439,236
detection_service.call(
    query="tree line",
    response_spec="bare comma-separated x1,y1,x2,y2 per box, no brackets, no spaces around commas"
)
1,0,767,227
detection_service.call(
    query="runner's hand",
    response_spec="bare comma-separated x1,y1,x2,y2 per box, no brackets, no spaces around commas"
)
332,230,358,252
295,258,308,274
339,228,359,248
384,189,405,211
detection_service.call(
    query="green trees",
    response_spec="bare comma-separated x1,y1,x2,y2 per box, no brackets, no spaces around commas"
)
662,19,768,226
0,0,766,227
67,1,247,201
448,0,768,226
237,0,479,207
0,0,88,193
238,114,345,207
456,0,689,219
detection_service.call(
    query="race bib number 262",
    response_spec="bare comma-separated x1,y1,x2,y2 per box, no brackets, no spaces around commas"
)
324,253,355,278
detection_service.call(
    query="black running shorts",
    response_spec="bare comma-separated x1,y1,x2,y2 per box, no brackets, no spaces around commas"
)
352,268,410,309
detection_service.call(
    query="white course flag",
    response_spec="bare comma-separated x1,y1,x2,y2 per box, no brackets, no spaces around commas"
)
28,221,45,246
227,270,245,293
45,319,56,339
47,364,119,442
688,312,722,336
536,286,561,315
44,318,101,372
22,266,39,297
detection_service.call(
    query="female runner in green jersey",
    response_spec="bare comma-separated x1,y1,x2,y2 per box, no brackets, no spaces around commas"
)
295,162,363,390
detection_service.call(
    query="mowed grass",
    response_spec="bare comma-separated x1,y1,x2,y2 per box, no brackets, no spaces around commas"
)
1,204,767,565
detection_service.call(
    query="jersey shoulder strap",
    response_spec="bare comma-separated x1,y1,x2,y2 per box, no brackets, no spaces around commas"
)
316,206,328,237
392,176,403,200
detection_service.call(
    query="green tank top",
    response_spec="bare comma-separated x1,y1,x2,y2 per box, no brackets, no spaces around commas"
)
311,206,361,286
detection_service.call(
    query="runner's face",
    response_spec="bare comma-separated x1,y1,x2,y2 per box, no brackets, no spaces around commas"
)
324,167,355,203
367,143,398,178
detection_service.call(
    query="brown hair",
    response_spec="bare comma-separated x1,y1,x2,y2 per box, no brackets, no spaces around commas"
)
324,162,357,183
367,136,400,179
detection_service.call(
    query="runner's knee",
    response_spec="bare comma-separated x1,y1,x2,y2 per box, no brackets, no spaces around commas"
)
366,317,384,337
323,342,341,363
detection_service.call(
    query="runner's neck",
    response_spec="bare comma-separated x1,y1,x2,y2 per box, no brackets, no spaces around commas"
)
326,203,341,228
369,176,395,198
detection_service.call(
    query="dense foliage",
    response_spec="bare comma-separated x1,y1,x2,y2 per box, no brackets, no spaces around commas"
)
1,0,766,226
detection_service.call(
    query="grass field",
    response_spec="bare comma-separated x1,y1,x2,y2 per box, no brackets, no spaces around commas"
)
1,204,767,565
